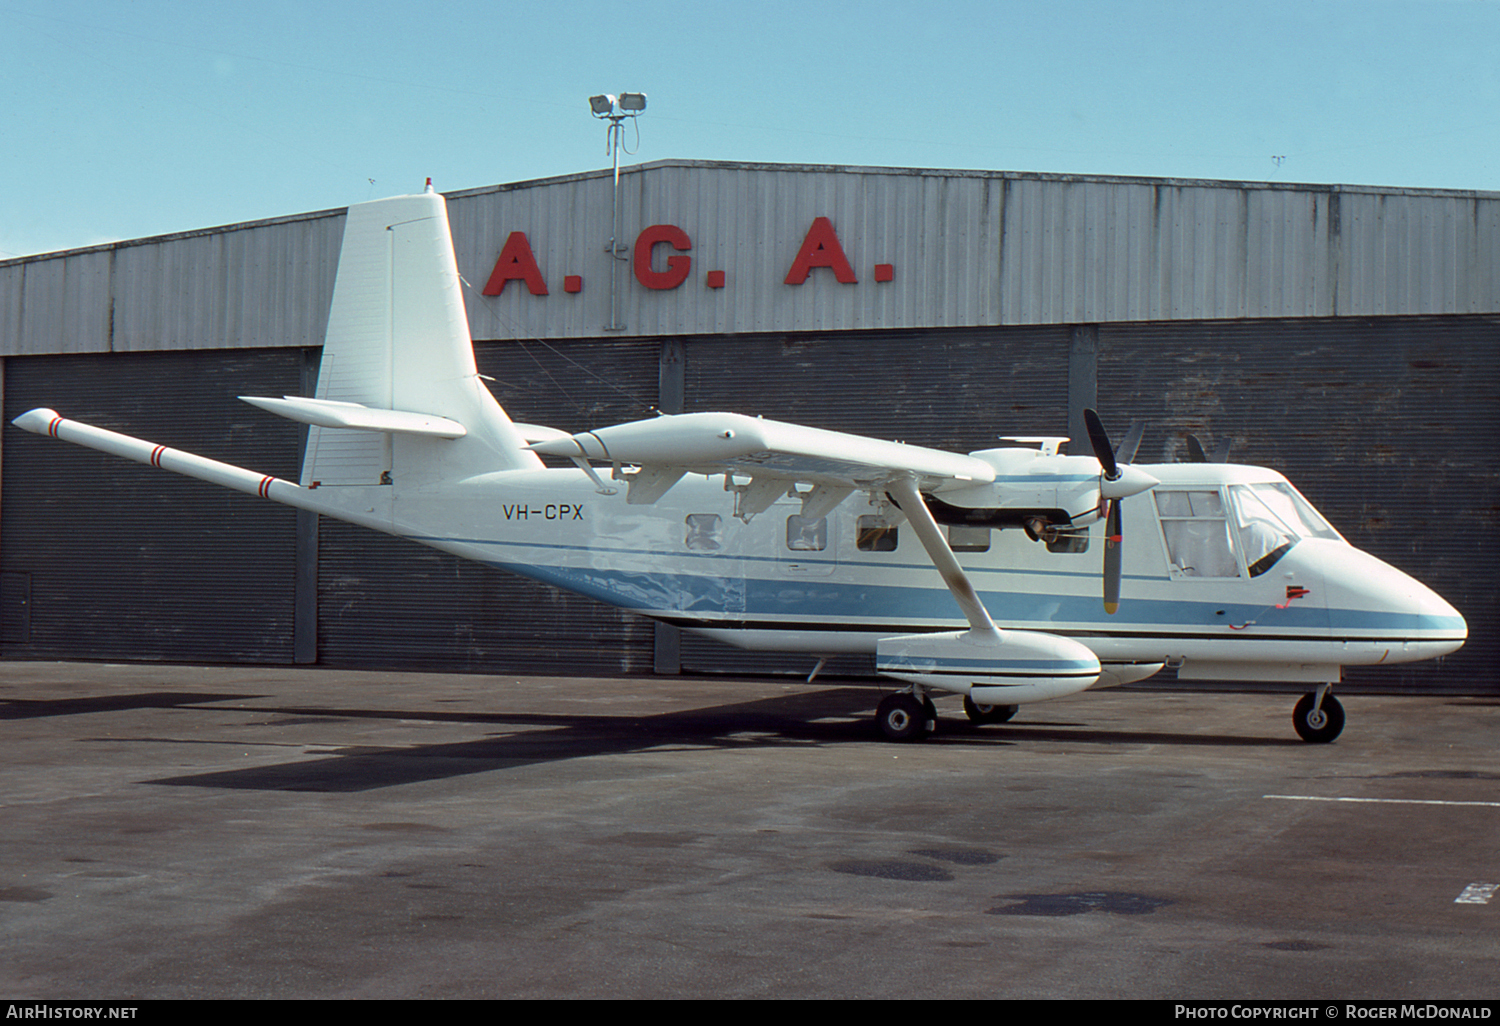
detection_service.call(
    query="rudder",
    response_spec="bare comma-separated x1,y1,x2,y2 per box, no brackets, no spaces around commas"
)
300,191,540,488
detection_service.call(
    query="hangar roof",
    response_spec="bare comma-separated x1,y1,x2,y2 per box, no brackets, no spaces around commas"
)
3,160,1497,356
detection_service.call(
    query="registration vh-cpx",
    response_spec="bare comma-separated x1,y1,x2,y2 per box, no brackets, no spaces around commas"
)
14,190,1467,743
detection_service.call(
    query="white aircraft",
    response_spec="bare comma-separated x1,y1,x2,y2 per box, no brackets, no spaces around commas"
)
13,191,1467,744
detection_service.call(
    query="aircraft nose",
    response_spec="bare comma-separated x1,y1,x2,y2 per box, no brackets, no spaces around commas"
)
1321,543,1466,659
1419,586,1467,656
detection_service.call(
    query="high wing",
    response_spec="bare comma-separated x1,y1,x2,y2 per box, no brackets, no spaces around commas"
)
528,410,995,514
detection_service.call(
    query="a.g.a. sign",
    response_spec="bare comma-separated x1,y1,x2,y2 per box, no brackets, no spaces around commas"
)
481,216,895,297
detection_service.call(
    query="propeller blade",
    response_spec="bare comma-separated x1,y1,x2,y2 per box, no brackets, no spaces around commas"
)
1086,410,1150,613
1211,437,1233,463
1185,435,1208,463
1115,421,1145,464
1103,497,1122,615
1082,408,1119,480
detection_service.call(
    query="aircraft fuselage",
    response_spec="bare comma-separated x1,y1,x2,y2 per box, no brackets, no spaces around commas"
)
385,458,1465,688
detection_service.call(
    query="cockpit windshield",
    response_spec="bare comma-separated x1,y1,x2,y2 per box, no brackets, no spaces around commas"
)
1227,482,1343,576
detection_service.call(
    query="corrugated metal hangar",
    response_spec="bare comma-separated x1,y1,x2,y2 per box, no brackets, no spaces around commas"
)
2,160,1496,691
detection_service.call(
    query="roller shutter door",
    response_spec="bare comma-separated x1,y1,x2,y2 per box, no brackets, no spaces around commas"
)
677,324,1071,676
2,349,303,663
311,338,661,674
1098,314,1498,692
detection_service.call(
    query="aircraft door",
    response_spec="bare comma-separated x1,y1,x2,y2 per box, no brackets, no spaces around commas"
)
679,512,745,617
1156,490,1241,579
1153,486,1329,635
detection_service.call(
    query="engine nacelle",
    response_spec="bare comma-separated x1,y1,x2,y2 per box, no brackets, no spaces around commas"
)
876,629,1101,704
931,445,1156,530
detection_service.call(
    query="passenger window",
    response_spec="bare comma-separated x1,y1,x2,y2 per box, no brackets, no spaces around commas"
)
949,525,990,553
857,516,898,552
1156,490,1240,578
786,515,827,552
685,514,722,551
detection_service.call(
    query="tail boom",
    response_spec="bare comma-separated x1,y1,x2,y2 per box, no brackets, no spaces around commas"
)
10,408,388,528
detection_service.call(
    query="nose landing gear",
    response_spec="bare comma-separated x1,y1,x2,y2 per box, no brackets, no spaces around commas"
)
1292,687,1345,743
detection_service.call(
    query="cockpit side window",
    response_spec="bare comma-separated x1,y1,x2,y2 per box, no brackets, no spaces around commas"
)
1156,490,1241,578
1251,482,1343,542
1226,483,1343,576
1228,486,1295,576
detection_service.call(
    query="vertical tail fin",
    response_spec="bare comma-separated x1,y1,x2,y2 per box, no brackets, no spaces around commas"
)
300,191,541,487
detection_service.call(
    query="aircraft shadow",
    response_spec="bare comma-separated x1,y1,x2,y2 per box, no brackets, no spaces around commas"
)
1,692,253,719
135,686,1296,792
147,686,879,792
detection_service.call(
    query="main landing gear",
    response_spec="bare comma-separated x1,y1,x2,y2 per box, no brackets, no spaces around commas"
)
875,688,1021,741
963,694,1018,725
875,691,938,741
1292,686,1345,743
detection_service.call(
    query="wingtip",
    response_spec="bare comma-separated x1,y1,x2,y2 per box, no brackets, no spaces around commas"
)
12,407,60,432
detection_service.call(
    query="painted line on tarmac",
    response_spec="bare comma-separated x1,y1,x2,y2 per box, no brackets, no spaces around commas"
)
1264,794,1500,808
1454,883,1496,904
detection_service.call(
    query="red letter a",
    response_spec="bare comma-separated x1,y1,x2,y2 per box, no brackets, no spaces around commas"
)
483,232,549,296
784,217,857,284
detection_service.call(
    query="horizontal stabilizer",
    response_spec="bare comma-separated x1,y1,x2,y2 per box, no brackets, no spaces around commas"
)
511,423,572,445
240,396,466,438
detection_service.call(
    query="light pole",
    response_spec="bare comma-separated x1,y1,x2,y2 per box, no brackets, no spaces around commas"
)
589,92,646,332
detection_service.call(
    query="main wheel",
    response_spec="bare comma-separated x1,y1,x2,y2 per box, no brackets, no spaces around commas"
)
1292,692,1345,743
963,695,1018,725
876,693,932,742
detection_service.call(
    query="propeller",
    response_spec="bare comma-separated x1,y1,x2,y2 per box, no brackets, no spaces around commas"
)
1184,433,1232,463
1185,434,1209,464
1115,421,1145,464
1083,409,1158,615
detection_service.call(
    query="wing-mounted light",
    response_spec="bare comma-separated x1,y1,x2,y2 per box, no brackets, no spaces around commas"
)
1083,409,1159,615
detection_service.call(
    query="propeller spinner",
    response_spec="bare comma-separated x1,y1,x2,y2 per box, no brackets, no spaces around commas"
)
1082,409,1158,614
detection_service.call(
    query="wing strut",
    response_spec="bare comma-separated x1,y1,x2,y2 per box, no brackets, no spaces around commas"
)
887,476,1002,644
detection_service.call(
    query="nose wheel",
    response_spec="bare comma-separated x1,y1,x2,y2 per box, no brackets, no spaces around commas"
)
1292,690,1345,743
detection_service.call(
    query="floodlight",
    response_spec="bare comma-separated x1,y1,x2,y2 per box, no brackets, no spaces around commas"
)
587,90,649,332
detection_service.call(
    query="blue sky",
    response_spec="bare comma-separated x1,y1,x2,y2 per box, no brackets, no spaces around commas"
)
3,0,1496,258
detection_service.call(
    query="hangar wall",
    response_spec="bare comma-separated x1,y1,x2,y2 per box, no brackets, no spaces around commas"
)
1,161,1496,692
4,161,1496,356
